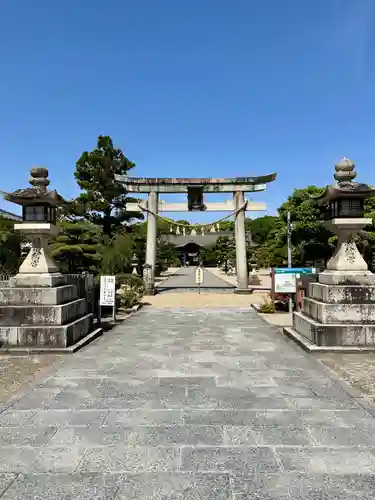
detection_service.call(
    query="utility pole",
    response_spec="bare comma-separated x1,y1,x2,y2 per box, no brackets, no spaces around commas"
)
287,211,293,313
287,211,292,268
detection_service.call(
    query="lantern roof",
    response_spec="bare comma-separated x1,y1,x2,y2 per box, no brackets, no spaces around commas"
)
1,167,66,207
313,158,375,204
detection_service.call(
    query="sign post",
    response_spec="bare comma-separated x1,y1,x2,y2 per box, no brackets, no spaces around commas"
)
99,275,116,323
195,266,204,294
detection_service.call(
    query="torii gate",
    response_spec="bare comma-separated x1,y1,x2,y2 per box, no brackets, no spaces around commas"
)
115,174,276,294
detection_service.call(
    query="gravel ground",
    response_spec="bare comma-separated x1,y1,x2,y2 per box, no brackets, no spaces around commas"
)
318,352,375,404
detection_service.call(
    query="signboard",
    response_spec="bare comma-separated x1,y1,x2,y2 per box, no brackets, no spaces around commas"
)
99,275,116,306
195,267,204,285
274,272,296,293
274,267,316,275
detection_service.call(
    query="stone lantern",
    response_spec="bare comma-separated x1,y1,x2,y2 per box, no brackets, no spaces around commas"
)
317,158,375,282
131,253,139,275
285,158,375,350
0,167,95,350
1,167,66,287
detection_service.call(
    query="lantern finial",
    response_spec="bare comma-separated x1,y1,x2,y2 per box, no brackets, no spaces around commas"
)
334,157,357,183
28,167,50,191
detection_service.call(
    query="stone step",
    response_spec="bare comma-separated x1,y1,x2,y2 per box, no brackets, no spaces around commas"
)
302,296,375,324
310,282,375,304
0,298,86,326
0,313,93,348
0,285,77,306
293,311,375,346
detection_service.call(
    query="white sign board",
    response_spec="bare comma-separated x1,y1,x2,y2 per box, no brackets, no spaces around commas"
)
195,267,204,285
274,273,296,293
100,275,116,306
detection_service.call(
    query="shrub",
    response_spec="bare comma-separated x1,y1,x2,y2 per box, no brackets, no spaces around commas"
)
259,296,276,314
116,273,145,309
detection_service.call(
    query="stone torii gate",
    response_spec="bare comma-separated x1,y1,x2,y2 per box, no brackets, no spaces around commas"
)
115,174,276,294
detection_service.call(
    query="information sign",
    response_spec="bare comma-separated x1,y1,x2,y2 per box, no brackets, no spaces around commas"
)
274,267,316,275
195,267,204,284
274,272,296,293
99,275,116,306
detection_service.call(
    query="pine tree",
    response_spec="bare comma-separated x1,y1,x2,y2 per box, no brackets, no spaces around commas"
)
75,135,142,238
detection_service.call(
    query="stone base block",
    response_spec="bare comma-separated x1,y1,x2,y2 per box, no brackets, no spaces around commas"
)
293,311,375,346
302,297,375,324
10,273,66,288
234,288,251,294
310,282,375,304
0,313,93,348
319,270,375,286
283,326,375,352
0,298,86,326
0,285,77,306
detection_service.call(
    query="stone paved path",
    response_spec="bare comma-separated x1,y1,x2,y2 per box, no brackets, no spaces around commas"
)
156,266,234,292
1,308,375,498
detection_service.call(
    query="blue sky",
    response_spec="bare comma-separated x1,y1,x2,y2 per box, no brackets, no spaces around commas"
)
1,0,375,222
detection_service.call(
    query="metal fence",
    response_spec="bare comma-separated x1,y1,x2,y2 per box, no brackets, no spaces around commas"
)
64,273,96,315
0,274,10,287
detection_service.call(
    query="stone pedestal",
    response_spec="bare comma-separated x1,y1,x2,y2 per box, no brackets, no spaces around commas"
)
285,218,375,351
0,224,94,350
0,278,94,349
291,277,375,348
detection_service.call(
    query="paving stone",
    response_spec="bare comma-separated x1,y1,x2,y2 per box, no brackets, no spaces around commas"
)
231,472,374,500
78,446,181,472
158,376,217,387
307,425,375,446
285,397,360,411
104,409,183,426
0,447,85,473
49,426,148,446
1,473,122,499
224,424,313,446
145,425,223,446
186,387,290,409
0,410,35,427
10,389,61,410
115,473,231,500
0,426,57,446
181,446,279,473
276,447,375,474
26,409,108,427
297,409,375,428
0,474,17,496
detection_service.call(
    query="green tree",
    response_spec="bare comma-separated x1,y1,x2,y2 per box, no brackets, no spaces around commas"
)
277,185,333,265
212,235,236,267
74,135,142,238
0,217,22,275
248,216,279,245
100,232,134,275
50,220,102,273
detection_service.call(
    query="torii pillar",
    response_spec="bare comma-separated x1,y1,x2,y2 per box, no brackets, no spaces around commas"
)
234,191,249,292
145,191,159,294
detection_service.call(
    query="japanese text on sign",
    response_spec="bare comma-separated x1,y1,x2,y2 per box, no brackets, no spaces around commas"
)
195,267,204,284
100,275,116,306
